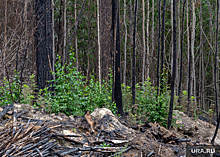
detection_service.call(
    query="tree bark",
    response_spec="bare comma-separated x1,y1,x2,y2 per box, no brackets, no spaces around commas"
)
157,0,161,95
168,0,177,130
160,0,166,89
129,0,133,86
170,0,173,75
146,0,150,79
132,0,138,105
199,0,203,110
188,0,192,115
4,0,7,78
191,0,197,106
142,0,146,85
178,0,186,106
75,0,78,72
52,0,55,75
63,0,67,65
152,0,155,84
97,0,101,88
114,0,124,115
123,0,127,88
208,0,214,112
35,0,54,91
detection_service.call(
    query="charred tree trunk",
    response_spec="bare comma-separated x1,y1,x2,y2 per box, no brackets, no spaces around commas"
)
167,0,177,130
114,0,124,116
132,0,138,105
35,0,53,91
157,0,161,96
178,0,186,105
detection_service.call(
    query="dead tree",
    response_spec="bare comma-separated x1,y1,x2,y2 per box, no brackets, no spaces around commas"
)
35,0,53,91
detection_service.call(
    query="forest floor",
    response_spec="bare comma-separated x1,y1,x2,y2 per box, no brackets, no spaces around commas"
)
0,103,219,157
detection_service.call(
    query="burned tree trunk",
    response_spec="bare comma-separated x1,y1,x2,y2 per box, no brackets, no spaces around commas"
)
157,0,161,96
178,0,187,106
35,0,53,91
132,0,138,105
167,0,177,129
113,0,124,116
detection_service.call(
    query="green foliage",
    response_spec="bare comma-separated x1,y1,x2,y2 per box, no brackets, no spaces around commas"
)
0,72,36,106
122,78,171,127
40,52,116,116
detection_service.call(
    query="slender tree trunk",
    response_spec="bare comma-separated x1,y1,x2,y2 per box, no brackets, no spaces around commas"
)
188,1,192,115
178,0,186,106
152,0,154,84
168,0,177,130
176,0,180,92
123,0,127,88
146,0,149,79
170,0,173,75
215,0,220,120
115,0,124,115
25,0,28,43
208,0,214,112
202,42,205,110
57,0,63,63
4,0,7,78
186,0,190,96
211,0,219,145
75,0,78,72
142,0,146,85
129,0,133,86
52,0,55,74
86,0,91,81
97,0,101,88
112,0,116,103
191,0,196,106
63,0,67,64
160,0,166,89
132,0,138,105
199,0,203,110
157,0,161,95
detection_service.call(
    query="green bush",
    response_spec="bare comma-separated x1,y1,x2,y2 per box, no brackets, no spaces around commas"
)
122,78,171,127
0,72,36,106
40,52,116,116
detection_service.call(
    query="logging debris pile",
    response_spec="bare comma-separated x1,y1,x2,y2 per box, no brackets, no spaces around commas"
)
0,103,217,157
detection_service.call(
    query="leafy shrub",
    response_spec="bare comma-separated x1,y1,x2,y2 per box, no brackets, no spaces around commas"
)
40,52,116,116
122,78,171,127
0,72,36,106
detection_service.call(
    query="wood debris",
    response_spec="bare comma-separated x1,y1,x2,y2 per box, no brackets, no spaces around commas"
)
0,104,199,156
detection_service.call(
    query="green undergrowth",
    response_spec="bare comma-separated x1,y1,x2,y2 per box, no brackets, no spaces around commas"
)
0,52,177,127
0,73,36,105
38,52,115,116
122,78,171,127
